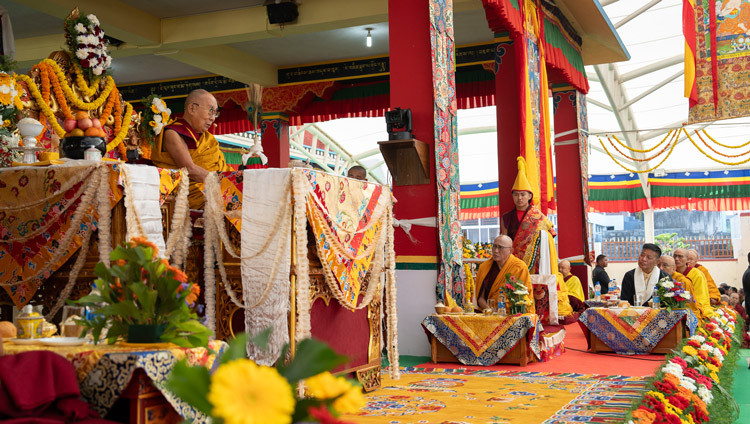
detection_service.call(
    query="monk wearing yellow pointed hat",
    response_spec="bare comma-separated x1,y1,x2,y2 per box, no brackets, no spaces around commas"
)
500,157,558,274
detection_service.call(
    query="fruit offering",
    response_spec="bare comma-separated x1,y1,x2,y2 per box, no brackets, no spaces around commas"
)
63,111,106,138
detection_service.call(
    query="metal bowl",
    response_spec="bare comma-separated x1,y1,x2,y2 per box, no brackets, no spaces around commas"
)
60,136,106,160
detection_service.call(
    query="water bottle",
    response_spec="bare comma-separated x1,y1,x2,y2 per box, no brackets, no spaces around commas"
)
652,285,660,309
498,293,506,316
595,282,601,300
608,279,616,294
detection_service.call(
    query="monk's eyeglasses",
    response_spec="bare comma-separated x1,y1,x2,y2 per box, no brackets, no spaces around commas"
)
492,244,511,250
192,102,220,118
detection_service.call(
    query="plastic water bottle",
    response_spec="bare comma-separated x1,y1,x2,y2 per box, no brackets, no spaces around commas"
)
652,285,660,309
498,293,506,316
595,282,601,300
608,279,616,294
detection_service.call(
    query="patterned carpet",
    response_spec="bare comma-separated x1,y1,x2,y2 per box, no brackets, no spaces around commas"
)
343,367,648,424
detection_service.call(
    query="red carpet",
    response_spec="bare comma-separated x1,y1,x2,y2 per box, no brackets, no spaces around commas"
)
416,321,663,377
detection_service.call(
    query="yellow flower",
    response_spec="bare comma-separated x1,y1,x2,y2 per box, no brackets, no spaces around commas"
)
305,372,351,399
151,104,160,113
710,372,720,383
2,120,9,127
682,345,698,357
332,385,366,414
208,359,294,424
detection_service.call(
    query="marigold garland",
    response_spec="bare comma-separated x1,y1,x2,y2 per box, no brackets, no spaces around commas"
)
71,59,100,98
701,128,750,149
39,62,74,120
606,130,677,162
611,131,673,153
99,86,119,124
599,131,679,173
41,59,114,111
15,74,66,138
692,129,750,158
106,100,132,154
683,128,750,166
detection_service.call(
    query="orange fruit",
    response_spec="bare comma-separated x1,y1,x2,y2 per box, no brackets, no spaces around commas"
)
84,127,101,137
74,111,89,120
69,128,85,137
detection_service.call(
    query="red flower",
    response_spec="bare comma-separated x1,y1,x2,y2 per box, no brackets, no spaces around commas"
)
667,394,689,410
670,357,688,368
308,406,356,424
687,340,701,348
81,59,90,68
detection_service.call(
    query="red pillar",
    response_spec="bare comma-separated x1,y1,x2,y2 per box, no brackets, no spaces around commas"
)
552,87,589,292
494,34,522,215
260,112,289,168
388,0,438,259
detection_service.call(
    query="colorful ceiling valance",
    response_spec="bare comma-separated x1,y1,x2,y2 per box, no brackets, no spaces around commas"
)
480,0,588,93
461,169,750,217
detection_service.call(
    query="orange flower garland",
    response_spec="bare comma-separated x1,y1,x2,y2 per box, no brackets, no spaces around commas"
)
14,74,66,138
99,86,120,124
40,62,74,120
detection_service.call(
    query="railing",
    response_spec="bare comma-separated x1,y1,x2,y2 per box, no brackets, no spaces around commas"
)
601,237,735,261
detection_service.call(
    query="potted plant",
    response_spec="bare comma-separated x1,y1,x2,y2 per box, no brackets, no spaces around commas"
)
74,237,212,347
502,273,531,315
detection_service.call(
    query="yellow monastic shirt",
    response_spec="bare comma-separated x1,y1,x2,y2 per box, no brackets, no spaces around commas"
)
476,255,535,314
563,274,585,302
696,264,721,302
555,273,573,317
151,119,230,209
672,272,707,319
682,267,715,318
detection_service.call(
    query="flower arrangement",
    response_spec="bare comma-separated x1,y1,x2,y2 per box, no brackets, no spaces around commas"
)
626,306,741,424
655,275,691,311
166,331,366,424
64,10,112,79
0,60,23,167
461,239,491,259
73,237,212,347
140,94,172,144
502,273,530,314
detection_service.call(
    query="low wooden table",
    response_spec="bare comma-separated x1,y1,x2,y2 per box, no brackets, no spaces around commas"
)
421,313,541,367
589,319,684,354
429,332,531,366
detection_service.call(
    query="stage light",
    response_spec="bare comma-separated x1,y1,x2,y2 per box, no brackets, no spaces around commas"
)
366,28,373,47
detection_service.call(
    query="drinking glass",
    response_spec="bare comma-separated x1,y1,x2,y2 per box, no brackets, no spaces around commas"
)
488,299,498,313
61,306,85,337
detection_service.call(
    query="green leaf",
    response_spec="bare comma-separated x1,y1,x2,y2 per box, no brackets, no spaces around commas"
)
291,398,323,423
164,360,213,415
220,333,249,365
277,338,348,384
249,327,273,351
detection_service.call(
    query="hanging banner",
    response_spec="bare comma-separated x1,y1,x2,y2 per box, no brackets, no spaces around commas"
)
686,0,750,123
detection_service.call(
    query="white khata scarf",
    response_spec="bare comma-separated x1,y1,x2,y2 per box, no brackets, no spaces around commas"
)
634,267,660,303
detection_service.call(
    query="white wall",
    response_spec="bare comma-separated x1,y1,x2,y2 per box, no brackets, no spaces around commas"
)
394,269,437,357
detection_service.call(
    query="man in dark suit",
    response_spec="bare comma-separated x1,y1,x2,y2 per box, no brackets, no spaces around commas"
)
620,243,670,306
743,252,750,310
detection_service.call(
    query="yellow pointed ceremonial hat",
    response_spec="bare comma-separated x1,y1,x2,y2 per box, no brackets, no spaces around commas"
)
512,156,533,193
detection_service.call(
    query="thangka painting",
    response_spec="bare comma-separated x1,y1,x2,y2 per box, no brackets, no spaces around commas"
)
687,0,750,123
576,90,592,265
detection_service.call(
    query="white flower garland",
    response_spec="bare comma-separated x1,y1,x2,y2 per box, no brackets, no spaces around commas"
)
292,170,311,342
202,173,221,334
163,169,191,268
97,164,112,267
45,221,94,320
119,165,147,240
385,205,400,379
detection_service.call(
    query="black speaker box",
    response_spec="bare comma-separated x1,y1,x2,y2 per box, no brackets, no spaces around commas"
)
267,2,298,24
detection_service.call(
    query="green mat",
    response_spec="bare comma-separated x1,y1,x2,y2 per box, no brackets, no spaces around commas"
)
733,349,750,424
381,355,430,369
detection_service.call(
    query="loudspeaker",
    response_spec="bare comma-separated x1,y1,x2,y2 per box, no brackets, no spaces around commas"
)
266,2,298,25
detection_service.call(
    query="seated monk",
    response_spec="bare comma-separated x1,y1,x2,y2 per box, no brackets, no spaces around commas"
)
500,157,557,274
151,89,231,209
674,248,714,317
658,255,709,319
553,272,575,322
688,249,721,306
476,235,535,314
558,260,587,314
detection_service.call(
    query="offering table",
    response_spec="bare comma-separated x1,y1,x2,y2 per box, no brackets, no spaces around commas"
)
2,340,226,424
422,313,542,366
579,307,698,355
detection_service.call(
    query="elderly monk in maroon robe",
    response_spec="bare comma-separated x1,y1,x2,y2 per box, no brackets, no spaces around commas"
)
151,89,230,208
476,235,535,314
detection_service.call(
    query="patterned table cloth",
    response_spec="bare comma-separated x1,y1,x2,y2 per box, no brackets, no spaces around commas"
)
421,313,542,366
579,307,698,355
3,340,226,422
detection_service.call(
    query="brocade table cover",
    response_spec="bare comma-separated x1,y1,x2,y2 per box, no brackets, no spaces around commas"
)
422,313,542,366
3,340,226,422
580,307,698,355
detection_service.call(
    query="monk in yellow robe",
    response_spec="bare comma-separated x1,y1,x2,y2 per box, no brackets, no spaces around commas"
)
687,249,721,306
558,260,585,302
151,89,230,209
674,249,714,317
476,235,535,314
554,273,573,318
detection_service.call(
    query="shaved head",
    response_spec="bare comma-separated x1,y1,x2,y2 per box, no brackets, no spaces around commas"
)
674,248,688,272
491,235,513,265
185,89,212,107
559,260,571,276
659,255,676,274
687,249,699,267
